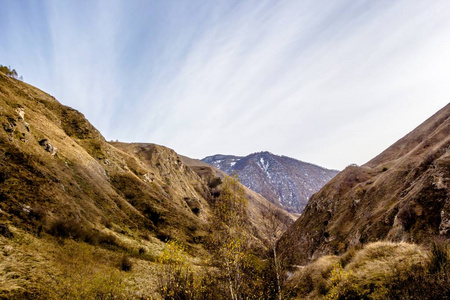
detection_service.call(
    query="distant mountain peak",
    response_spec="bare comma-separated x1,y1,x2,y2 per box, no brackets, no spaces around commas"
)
202,152,338,213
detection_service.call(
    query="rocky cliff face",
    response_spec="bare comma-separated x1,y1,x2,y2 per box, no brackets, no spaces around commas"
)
278,103,450,265
203,152,338,213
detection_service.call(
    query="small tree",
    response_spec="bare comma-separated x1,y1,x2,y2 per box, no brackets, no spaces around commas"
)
209,173,251,300
157,240,195,300
0,65,22,80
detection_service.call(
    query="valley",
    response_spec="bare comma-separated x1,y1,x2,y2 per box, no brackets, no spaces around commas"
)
0,71,449,299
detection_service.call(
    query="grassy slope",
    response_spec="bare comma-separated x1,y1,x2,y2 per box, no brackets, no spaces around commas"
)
0,72,210,250
278,103,450,265
180,155,297,241
0,73,291,297
285,241,450,299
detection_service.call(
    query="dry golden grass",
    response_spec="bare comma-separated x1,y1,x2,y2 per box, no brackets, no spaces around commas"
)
285,241,450,300
279,103,450,266
0,224,211,299
0,73,299,298
284,255,338,298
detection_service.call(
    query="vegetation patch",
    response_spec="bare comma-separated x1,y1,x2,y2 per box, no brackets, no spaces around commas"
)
285,241,450,299
47,217,124,250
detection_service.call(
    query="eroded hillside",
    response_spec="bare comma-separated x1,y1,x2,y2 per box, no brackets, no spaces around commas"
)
278,103,450,265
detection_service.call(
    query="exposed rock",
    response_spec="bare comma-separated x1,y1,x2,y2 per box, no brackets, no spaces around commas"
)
38,139,58,156
2,121,15,133
15,107,25,121
143,172,154,183
22,205,31,213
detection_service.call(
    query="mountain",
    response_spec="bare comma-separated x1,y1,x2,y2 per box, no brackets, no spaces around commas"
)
0,72,293,298
278,103,450,266
202,152,338,213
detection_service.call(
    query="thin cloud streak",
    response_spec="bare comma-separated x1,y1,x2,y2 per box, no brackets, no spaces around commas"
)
1,0,449,169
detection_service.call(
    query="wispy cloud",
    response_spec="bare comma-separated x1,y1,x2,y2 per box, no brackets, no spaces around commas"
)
1,0,449,169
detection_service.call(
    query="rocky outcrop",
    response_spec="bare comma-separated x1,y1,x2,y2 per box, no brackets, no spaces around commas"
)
38,139,58,156
15,108,25,121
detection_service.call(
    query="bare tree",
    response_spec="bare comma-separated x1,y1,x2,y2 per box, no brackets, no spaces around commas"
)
262,204,288,300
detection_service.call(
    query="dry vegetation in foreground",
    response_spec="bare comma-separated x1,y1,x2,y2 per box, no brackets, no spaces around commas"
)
0,175,284,299
285,240,450,300
0,225,156,299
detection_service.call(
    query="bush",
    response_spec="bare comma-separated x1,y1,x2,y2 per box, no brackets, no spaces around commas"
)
208,177,222,189
119,254,133,272
428,241,449,274
0,223,13,238
47,218,122,249
157,240,196,300
0,65,22,80
29,206,47,221
48,218,85,239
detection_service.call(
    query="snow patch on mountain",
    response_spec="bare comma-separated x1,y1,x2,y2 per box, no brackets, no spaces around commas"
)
202,152,339,213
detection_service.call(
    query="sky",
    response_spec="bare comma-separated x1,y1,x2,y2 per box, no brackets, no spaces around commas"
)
1,0,449,170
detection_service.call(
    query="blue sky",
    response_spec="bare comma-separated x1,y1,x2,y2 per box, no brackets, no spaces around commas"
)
1,0,449,169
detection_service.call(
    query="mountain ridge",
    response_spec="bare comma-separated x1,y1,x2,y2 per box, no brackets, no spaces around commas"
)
202,151,338,213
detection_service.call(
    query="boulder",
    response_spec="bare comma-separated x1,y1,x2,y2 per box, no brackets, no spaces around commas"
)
15,107,25,121
38,139,58,156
